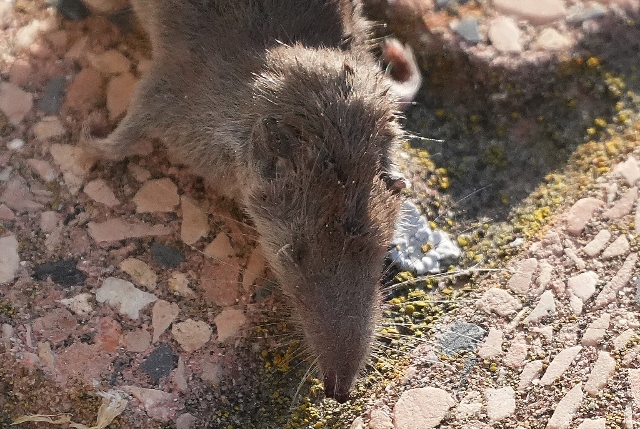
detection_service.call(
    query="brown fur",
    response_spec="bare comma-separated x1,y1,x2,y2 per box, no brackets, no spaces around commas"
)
85,0,415,402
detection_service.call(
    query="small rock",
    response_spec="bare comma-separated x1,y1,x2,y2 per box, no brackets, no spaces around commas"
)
203,233,235,261
95,277,157,319
564,247,586,270
242,246,267,290
174,357,189,392
151,243,185,268
120,258,157,290
488,17,522,52
393,387,455,429
523,290,556,323
503,333,528,368
601,235,630,259
128,163,151,182
27,159,57,183
577,419,606,429
517,360,543,391
615,156,640,186
214,309,247,342
493,0,567,25
58,293,94,317
199,260,240,306
567,271,599,303
565,198,604,236
14,20,42,50
629,369,640,408
477,328,503,359
123,328,151,352
476,288,522,317
369,408,393,429
49,143,95,194
452,18,482,42
0,176,44,212
64,68,104,112
540,346,582,385
88,50,131,75
32,307,77,345
455,391,483,419
94,317,122,353
141,343,178,383
567,3,607,23
33,116,66,140
0,235,20,284
0,82,33,125
438,322,486,356
485,387,515,421
88,219,171,242
613,329,636,351
38,77,66,114
172,319,212,352
532,28,572,50
83,179,120,207
535,261,554,292
152,300,180,343
168,272,196,298
107,72,138,120
7,138,24,150
0,204,14,220
349,417,365,429
122,386,179,422
546,383,583,429
180,196,209,245
603,187,637,220
176,413,197,429
507,258,538,294
582,313,610,346
595,253,638,307
584,351,616,395
133,178,180,213
583,229,611,256
33,259,87,287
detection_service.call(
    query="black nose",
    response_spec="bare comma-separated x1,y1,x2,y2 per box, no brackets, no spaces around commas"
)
323,375,350,403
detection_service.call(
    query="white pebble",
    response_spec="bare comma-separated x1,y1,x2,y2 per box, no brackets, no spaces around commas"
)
7,138,24,150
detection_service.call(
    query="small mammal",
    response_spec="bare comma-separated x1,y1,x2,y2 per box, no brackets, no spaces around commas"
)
85,0,420,402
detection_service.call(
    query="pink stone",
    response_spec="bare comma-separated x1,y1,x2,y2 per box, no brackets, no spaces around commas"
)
180,196,210,245
0,82,33,125
581,314,610,346
485,387,515,421
123,328,151,352
629,368,640,407
614,156,640,186
583,229,611,257
506,258,538,295
488,17,522,53
152,300,180,343
476,288,522,317
87,218,171,242
107,72,138,121
94,317,122,353
601,235,630,259
567,271,599,303
603,187,637,220
172,318,212,352
87,49,131,75
393,387,455,429
540,346,582,385
27,158,57,183
369,408,393,429
32,307,77,345
478,328,503,359
1,175,45,213
40,211,59,233
577,419,606,429
83,179,120,207
122,386,180,422
133,178,179,213
595,253,638,307
199,260,241,306
584,351,616,395
503,333,528,368
64,67,104,112
518,360,543,391
214,309,247,342
493,0,567,25
565,198,604,236
546,383,583,429
0,204,14,220
523,290,556,323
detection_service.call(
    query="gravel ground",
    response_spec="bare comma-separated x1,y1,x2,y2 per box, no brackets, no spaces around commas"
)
1,1,640,428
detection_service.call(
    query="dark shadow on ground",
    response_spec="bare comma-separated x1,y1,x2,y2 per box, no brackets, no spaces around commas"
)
365,3,640,226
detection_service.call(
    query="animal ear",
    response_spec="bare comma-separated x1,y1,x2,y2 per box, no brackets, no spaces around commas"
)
381,170,408,194
380,38,422,106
